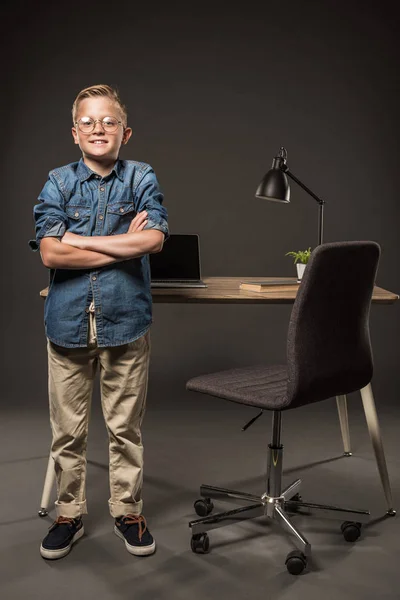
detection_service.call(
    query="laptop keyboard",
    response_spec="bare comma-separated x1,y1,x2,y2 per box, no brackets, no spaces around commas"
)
151,280,207,288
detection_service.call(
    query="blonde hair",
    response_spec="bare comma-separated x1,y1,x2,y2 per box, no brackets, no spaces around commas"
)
72,84,128,126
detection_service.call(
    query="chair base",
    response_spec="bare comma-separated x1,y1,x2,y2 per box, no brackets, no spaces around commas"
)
189,481,370,562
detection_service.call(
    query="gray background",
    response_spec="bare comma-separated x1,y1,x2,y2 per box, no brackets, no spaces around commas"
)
1,1,400,598
3,0,399,407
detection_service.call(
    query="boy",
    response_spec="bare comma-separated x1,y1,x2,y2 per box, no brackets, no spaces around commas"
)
30,84,168,559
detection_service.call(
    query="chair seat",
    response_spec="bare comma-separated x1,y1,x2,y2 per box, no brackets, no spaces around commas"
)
186,364,289,410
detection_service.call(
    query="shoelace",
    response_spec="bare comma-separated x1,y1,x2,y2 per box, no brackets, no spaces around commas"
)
120,514,147,541
49,516,78,531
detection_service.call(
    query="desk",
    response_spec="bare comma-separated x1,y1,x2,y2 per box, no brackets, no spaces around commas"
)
38,276,399,516
40,276,399,304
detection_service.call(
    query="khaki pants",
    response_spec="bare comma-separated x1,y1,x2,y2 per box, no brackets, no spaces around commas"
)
47,304,151,518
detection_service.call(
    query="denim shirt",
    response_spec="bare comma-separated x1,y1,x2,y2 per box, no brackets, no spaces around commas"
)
30,159,169,348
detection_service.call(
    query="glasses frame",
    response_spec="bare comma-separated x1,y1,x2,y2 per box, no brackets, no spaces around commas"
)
75,116,124,134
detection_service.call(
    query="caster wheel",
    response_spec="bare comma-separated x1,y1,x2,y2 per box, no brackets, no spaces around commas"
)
191,533,210,553
287,494,302,513
341,521,361,542
194,498,214,517
285,550,307,575
38,509,48,517
291,493,302,502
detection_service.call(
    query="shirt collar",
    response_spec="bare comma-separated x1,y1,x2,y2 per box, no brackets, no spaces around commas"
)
112,160,125,182
77,158,125,182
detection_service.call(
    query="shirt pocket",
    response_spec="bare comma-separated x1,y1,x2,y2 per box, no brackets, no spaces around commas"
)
106,201,136,235
66,200,92,236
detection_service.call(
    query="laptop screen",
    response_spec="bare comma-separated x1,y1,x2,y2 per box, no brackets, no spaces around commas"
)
150,234,201,280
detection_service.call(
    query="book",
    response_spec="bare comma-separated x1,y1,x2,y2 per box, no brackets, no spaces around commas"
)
240,279,299,292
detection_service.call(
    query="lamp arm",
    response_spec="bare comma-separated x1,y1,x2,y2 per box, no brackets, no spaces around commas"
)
286,170,325,246
285,170,325,206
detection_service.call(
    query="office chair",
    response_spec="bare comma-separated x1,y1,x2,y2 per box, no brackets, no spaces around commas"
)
186,241,395,574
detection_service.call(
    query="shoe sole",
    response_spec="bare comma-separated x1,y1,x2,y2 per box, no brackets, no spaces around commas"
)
40,525,84,560
114,526,156,556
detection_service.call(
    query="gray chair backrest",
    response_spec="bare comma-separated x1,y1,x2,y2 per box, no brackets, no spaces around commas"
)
286,241,380,409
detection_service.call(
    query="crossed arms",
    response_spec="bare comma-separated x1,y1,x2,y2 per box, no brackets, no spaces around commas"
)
40,210,164,269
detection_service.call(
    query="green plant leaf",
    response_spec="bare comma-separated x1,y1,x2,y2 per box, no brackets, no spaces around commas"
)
285,247,312,264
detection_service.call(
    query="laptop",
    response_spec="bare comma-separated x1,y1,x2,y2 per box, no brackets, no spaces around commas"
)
150,234,207,288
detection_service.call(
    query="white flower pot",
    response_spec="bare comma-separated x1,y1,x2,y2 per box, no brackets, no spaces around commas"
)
296,263,307,282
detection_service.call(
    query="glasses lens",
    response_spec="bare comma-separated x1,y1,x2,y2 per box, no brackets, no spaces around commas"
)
78,117,94,133
102,117,119,132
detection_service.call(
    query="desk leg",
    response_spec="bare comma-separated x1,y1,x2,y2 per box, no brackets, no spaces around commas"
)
38,453,55,517
336,395,352,456
360,384,396,516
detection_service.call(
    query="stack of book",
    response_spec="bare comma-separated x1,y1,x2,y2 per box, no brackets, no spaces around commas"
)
239,279,299,292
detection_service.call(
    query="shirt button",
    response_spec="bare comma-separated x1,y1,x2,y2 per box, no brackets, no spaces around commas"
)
99,215,104,220
92,276,97,281
74,212,79,217
100,187,105,192
119,207,124,213
95,175,100,179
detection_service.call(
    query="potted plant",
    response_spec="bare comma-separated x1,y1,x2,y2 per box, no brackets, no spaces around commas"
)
285,247,312,282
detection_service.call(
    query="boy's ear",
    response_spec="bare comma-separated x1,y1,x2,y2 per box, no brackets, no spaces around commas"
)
71,127,79,145
122,127,133,145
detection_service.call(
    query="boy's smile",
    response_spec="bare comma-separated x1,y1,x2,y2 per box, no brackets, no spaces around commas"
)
72,96,132,175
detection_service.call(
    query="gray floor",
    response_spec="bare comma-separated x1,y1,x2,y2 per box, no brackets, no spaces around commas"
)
1,390,399,600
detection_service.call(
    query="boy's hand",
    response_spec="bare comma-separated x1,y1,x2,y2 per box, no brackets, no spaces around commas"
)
128,211,148,233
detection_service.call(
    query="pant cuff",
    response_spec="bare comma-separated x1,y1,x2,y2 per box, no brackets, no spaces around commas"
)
109,499,143,518
55,500,87,518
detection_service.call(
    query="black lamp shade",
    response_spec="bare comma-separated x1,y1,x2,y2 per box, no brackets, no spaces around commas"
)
255,168,290,203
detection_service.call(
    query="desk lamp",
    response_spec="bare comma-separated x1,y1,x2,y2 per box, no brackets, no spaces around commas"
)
255,147,325,246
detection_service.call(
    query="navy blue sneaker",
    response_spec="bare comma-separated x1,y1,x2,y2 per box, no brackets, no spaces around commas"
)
40,516,84,559
114,514,156,556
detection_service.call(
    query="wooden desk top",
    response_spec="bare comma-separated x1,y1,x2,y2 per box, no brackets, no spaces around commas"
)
40,277,399,305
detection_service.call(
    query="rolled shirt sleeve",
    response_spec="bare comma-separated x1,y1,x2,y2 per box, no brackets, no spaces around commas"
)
134,168,169,240
29,173,68,251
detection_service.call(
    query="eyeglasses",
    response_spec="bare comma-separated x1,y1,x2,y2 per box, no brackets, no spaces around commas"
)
75,116,123,134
